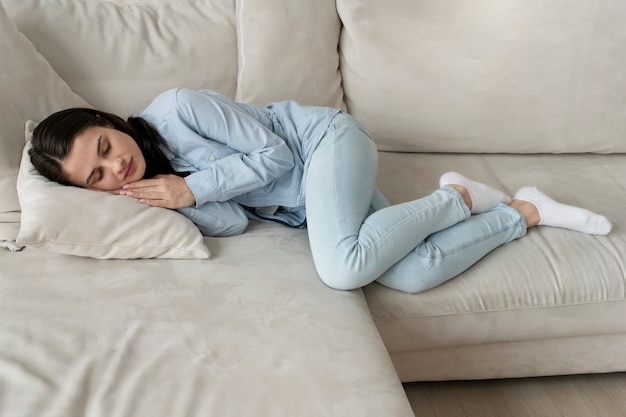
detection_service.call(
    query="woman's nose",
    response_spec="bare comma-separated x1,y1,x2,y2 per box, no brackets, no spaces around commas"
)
104,157,125,176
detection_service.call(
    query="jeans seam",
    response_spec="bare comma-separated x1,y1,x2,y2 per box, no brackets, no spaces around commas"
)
417,215,526,260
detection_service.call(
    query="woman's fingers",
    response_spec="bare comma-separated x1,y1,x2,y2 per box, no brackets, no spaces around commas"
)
122,178,162,191
117,175,195,209
136,198,169,207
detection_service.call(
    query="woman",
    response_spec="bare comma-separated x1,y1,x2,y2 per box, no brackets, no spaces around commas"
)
30,88,612,293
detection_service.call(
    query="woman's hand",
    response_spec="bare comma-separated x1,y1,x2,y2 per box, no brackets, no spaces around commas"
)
118,174,196,209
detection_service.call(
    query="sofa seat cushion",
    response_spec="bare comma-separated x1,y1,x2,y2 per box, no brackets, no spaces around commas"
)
367,151,626,381
0,220,413,417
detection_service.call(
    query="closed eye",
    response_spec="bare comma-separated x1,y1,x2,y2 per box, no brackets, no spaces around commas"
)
94,168,104,183
101,139,110,156
86,135,106,186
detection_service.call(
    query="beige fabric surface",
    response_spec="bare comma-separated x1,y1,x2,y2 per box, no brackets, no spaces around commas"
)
391,334,626,382
366,152,626,381
338,0,626,153
0,221,413,417
235,0,344,109
4,0,239,116
0,2,88,245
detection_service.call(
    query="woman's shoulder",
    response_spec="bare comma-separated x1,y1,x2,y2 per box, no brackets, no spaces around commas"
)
140,88,208,124
145,88,236,116
143,87,196,112
140,88,178,119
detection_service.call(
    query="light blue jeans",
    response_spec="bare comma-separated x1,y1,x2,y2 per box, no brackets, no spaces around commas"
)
305,113,527,293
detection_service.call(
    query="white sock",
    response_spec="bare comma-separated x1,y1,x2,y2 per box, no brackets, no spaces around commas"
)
514,187,612,235
439,172,512,214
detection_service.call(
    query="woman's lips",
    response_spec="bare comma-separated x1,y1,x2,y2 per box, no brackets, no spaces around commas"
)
124,158,134,179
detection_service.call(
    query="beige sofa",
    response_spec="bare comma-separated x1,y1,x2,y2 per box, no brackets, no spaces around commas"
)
1,1,624,416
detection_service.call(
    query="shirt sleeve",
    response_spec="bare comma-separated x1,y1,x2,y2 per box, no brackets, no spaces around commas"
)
177,200,249,237
171,89,295,206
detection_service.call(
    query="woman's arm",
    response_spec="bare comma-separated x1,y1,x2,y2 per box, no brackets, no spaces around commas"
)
178,200,249,237
125,88,295,209
121,175,249,236
170,88,295,206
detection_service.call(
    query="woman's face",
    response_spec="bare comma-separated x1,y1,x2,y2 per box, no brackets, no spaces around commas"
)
61,125,146,191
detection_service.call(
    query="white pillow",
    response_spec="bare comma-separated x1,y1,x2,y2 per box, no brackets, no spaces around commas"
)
0,2,89,247
16,121,210,260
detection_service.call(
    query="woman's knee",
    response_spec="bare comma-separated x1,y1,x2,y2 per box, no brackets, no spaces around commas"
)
315,262,377,291
375,257,452,294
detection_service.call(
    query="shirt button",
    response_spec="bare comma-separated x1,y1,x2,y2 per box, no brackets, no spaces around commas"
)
209,155,216,161
190,212,196,217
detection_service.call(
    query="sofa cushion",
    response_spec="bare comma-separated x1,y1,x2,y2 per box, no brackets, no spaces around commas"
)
0,2,89,248
16,122,210,260
3,0,240,117
235,0,345,109
367,151,626,381
0,221,414,416
338,0,626,154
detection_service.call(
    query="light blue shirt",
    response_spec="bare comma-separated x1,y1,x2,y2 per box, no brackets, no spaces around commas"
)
140,88,340,236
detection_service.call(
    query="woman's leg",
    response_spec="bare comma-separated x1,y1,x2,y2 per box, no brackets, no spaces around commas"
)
306,114,472,290
306,114,611,293
375,204,527,293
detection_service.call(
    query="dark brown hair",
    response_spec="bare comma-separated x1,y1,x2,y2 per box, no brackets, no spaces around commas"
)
30,107,175,186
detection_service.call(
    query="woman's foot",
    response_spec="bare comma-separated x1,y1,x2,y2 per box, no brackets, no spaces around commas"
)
513,187,612,235
440,172,512,214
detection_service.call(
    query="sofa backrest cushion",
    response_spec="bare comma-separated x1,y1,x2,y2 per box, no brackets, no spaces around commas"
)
235,0,345,109
4,0,240,117
0,2,88,246
5,0,346,116
338,0,626,153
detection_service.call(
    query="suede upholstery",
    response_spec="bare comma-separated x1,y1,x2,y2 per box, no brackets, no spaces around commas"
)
1,1,624,415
